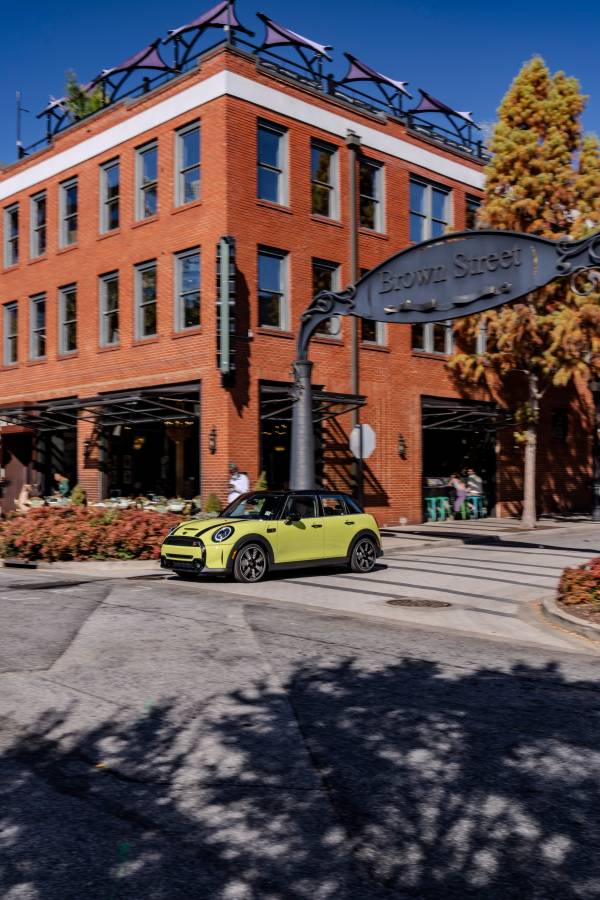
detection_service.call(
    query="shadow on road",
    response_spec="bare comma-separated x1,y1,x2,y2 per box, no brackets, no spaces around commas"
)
1,656,599,898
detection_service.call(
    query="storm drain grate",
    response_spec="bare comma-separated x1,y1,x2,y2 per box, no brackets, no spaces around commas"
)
386,597,452,609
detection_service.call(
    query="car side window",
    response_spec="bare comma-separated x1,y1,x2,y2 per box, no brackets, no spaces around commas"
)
343,495,363,514
284,495,318,519
321,495,347,516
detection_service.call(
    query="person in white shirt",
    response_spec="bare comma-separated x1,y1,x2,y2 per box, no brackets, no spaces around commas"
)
227,463,250,504
466,468,483,496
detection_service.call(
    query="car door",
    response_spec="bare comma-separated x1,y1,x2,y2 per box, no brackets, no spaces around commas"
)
275,494,324,563
320,493,354,558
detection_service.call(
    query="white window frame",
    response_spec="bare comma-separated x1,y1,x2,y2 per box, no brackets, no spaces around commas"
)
99,272,120,347
58,284,77,355
135,141,158,221
3,204,19,268
258,248,289,331
3,301,18,365
359,157,384,232
174,247,201,331
466,195,481,230
313,259,341,338
409,177,451,242
175,122,201,207
100,159,120,233
361,319,386,346
134,260,158,339
257,121,288,206
412,321,454,356
59,177,78,248
310,140,338,219
30,191,47,259
29,293,46,360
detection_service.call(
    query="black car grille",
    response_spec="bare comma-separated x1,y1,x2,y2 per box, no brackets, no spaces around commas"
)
163,535,202,547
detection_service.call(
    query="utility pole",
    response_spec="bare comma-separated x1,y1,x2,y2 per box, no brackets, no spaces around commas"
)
346,130,363,504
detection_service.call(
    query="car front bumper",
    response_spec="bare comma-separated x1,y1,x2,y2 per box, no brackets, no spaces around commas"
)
160,538,229,574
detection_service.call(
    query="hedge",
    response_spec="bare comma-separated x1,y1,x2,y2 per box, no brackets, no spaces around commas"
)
557,557,600,607
0,507,181,562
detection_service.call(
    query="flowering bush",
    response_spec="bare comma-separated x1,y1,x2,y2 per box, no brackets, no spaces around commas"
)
558,557,600,607
0,508,182,562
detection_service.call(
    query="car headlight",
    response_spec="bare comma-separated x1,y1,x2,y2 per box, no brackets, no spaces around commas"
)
212,525,235,543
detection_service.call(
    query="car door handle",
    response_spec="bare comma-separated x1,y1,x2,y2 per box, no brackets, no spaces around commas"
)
311,523,323,528
267,527,276,533
345,520,355,525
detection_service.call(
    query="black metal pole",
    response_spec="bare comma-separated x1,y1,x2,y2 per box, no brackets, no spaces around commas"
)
346,130,363,505
289,359,315,489
590,381,600,521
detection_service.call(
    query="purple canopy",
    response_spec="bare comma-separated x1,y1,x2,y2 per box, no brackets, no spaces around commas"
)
341,53,411,98
257,12,332,60
95,39,170,83
412,89,478,127
167,0,253,40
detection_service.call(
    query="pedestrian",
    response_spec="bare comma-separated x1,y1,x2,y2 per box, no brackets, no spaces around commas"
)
448,472,467,519
53,472,70,498
466,467,483,496
227,462,250,504
15,483,33,514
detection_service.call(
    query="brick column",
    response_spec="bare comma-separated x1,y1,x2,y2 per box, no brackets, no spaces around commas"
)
77,414,103,503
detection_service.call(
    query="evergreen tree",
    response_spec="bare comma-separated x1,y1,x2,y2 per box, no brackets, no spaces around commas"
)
64,71,105,120
451,58,600,527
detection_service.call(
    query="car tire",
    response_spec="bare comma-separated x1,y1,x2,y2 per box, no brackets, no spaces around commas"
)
349,536,377,574
233,542,269,583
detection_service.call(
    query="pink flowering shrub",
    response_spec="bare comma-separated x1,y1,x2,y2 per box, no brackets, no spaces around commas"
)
0,508,182,562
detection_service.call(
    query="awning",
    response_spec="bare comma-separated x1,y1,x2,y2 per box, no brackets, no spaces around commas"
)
260,383,365,425
0,385,200,432
422,396,513,432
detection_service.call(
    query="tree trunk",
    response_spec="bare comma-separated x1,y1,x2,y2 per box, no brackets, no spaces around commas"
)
521,373,539,529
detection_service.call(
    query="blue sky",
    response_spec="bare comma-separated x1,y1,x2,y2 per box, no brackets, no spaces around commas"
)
1,0,598,164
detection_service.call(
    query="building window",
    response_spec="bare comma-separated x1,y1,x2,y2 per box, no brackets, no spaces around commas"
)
30,294,46,359
313,259,340,337
410,178,450,242
59,178,78,247
136,142,158,220
3,302,17,365
99,272,119,346
174,248,201,330
30,191,47,258
311,141,337,218
100,159,120,232
466,195,481,230
4,204,19,267
361,319,385,345
359,158,383,231
257,122,287,205
135,261,157,338
412,321,453,355
175,123,201,206
58,284,77,354
258,249,287,329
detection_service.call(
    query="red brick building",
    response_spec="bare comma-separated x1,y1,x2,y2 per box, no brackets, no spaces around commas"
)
0,9,592,522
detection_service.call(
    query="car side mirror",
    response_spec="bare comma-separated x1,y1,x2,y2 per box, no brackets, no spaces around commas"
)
285,511,301,524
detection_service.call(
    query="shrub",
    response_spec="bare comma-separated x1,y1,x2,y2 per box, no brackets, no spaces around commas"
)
253,470,268,491
204,493,221,514
558,557,600,606
0,507,182,562
70,484,87,506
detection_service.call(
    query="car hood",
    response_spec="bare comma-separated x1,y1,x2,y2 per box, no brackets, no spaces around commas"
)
170,517,250,539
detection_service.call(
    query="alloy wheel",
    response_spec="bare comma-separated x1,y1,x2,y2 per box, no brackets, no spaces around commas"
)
238,545,267,582
354,538,376,572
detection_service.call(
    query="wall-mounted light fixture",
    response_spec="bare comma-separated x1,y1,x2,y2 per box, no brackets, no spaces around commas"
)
397,434,407,459
208,426,217,455
83,439,92,455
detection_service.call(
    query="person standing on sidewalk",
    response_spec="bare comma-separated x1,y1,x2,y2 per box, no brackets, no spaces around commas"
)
448,473,467,519
227,463,250,504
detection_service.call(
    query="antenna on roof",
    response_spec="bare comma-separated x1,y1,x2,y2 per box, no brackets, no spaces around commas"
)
16,91,29,159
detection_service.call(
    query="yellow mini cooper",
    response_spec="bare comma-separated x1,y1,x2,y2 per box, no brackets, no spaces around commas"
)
160,490,382,583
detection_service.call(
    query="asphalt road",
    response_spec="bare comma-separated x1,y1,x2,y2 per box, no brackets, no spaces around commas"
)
1,567,600,899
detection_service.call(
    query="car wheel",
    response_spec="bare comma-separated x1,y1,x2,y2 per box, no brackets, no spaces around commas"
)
233,543,268,583
349,536,377,573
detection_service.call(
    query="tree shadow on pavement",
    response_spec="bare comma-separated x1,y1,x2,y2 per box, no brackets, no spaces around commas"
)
1,656,599,899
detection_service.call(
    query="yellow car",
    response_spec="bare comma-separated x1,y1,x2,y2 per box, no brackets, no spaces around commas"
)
160,490,382,583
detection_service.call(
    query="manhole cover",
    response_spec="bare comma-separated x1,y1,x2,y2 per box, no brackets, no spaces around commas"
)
386,597,451,609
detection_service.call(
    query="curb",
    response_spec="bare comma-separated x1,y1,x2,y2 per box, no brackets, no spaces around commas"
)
541,595,600,642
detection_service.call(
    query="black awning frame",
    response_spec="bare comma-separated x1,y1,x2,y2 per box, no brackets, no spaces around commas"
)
260,383,365,425
421,397,513,432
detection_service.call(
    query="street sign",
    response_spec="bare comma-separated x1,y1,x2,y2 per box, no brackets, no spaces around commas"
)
350,424,375,460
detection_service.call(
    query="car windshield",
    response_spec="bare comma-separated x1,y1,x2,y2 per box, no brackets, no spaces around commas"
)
221,493,285,519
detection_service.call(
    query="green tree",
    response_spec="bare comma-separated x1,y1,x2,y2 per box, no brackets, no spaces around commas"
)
64,70,105,119
450,58,600,527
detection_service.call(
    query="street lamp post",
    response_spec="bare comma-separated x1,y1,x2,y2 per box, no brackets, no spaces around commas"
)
589,381,600,521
